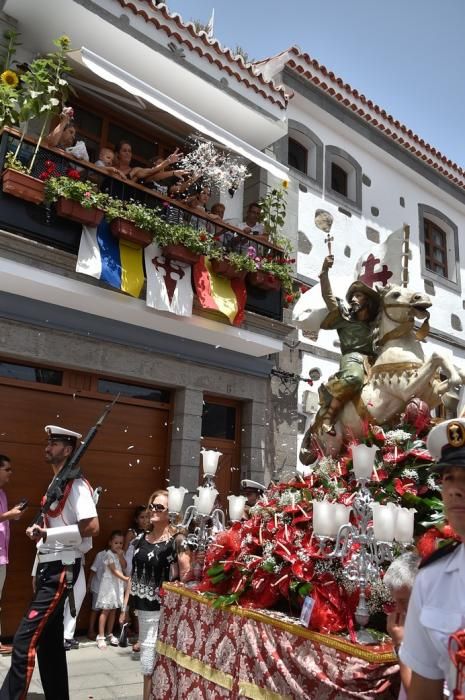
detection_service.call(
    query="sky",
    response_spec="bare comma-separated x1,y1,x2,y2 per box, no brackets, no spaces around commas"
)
170,0,465,167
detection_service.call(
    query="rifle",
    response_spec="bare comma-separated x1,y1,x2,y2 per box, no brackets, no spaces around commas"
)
30,394,119,528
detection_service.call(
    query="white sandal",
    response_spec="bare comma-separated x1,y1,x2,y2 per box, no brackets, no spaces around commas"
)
96,635,107,650
106,634,119,647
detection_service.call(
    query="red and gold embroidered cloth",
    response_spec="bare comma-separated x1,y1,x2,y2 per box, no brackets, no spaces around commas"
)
152,583,399,699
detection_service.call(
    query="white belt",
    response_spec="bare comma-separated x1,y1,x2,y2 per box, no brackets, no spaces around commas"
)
37,550,81,565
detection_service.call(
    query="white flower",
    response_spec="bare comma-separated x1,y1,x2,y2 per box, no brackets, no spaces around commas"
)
29,90,43,98
47,85,57,93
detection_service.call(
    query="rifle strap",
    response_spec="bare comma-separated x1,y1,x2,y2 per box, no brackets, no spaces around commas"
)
41,480,75,522
64,564,76,617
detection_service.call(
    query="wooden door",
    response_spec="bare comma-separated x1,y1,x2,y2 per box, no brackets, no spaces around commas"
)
0,361,171,637
199,397,242,511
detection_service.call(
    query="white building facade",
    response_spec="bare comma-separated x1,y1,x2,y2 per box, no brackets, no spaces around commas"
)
258,48,465,467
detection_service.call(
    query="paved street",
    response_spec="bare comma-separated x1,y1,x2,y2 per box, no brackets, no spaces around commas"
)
0,638,143,699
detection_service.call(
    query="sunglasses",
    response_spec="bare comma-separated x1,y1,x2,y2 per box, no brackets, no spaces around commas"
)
149,503,167,512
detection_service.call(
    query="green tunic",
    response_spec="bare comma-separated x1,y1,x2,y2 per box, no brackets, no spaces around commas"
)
319,270,375,401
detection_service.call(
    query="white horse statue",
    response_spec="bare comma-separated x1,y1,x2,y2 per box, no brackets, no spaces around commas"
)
295,284,464,463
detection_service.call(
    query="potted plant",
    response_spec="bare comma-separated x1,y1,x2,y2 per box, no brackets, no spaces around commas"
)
105,199,156,248
44,175,108,226
258,180,288,244
248,255,295,293
209,248,256,280
1,34,72,202
152,216,214,265
1,151,45,204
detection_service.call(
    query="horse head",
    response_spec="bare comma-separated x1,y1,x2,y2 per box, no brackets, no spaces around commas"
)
377,284,432,325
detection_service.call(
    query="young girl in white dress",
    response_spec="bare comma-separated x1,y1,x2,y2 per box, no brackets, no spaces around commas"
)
96,530,129,649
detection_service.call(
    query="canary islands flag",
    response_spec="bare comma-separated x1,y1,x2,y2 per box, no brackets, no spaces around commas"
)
76,220,144,298
193,256,246,326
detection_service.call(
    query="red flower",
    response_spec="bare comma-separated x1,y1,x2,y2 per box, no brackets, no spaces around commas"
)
393,477,417,496
66,168,81,180
199,233,207,241
284,293,294,304
84,191,92,198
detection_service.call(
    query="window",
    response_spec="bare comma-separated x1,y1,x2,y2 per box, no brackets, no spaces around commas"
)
325,146,362,210
201,402,236,439
331,162,348,197
286,121,323,186
288,138,308,175
97,379,170,403
66,98,179,165
418,204,460,291
0,361,62,385
424,219,448,277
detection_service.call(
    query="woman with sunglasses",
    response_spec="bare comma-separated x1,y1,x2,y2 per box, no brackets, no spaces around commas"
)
121,489,191,700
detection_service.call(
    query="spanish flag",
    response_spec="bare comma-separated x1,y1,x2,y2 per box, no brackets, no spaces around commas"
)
76,220,144,298
194,257,247,326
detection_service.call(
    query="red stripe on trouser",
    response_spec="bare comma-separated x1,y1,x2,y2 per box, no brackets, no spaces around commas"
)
22,570,67,700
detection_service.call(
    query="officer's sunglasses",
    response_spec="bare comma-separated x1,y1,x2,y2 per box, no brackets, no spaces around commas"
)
149,503,167,512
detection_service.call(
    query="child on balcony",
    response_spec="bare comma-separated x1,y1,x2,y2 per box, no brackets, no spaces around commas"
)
94,147,124,177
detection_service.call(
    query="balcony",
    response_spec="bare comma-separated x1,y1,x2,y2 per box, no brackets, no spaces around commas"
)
0,128,293,356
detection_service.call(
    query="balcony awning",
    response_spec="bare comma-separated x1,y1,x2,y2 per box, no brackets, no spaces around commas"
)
68,48,289,181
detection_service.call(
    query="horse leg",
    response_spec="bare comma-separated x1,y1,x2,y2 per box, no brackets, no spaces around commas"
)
393,356,443,402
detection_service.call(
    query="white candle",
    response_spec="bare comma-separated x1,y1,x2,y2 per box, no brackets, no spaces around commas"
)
371,503,398,542
333,503,351,531
394,507,415,543
196,486,218,515
167,486,188,514
313,501,338,537
201,448,223,477
227,495,246,521
351,444,378,481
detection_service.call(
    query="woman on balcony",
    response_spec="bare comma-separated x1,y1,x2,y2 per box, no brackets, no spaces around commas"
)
45,107,89,161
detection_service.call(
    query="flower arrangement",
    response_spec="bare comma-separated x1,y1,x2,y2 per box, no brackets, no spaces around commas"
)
104,198,161,232
209,246,257,273
1,32,72,172
44,176,109,210
152,214,215,256
178,135,250,192
254,255,296,293
196,412,441,635
258,181,288,243
0,29,21,127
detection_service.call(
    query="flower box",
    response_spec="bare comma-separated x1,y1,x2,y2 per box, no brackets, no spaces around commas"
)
56,197,104,226
210,259,247,281
2,168,45,205
248,271,281,291
161,244,200,266
110,217,152,248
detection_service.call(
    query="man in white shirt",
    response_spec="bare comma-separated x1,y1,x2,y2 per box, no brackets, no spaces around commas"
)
400,418,465,699
0,425,99,700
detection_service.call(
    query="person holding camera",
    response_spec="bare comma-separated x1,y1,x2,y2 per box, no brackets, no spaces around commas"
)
0,455,27,655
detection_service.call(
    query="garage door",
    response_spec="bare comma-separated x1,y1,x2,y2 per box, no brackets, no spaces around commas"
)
0,359,171,637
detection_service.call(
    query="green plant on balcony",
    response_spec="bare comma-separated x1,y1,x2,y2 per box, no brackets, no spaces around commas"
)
0,29,21,128
3,151,29,174
258,180,288,244
152,216,215,256
44,176,108,209
105,198,160,231
209,246,257,273
256,256,295,294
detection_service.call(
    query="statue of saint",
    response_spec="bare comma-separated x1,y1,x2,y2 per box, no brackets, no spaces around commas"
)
316,255,380,434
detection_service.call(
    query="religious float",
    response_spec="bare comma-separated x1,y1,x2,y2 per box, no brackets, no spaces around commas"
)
152,227,464,699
